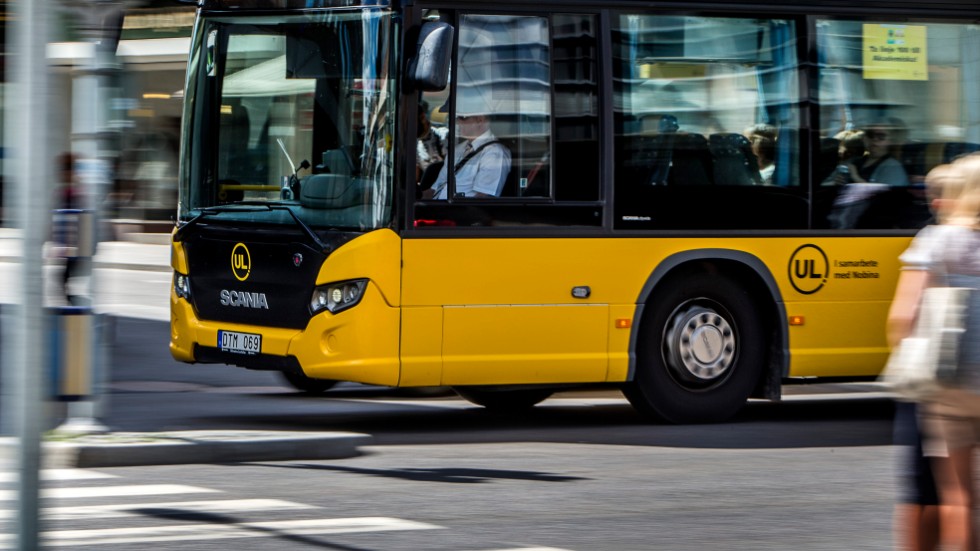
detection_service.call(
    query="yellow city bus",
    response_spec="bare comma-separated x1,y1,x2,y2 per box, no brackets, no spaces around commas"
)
170,0,980,422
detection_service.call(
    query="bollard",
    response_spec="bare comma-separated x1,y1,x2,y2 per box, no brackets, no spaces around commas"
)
49,306,107,433
49,306,93,400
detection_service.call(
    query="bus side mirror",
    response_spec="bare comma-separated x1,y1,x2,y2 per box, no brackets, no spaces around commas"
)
408,22,453,92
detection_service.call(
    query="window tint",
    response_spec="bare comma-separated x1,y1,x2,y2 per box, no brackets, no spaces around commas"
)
552,14,600,202
612,15,805,230
815,20,980,229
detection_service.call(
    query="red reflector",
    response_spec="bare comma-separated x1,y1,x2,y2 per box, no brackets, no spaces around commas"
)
414,219,457,227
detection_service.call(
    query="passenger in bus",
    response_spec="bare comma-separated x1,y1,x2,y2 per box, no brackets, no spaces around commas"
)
416,100,448,189
744,123,777,185
829,120,911,228
422,109,511,199
836,129,866,166
817,130,862,186
839,120,909,186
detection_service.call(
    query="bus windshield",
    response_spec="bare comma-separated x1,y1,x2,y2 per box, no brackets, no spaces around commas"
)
178,11,397,230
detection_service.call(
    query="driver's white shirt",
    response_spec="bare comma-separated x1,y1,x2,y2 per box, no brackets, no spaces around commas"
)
430,130,510,199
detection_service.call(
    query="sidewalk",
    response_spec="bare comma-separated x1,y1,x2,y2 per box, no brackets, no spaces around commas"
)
0,228,171,273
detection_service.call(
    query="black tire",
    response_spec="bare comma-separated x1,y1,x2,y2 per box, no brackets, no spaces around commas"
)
279,371,338,394
453,387,554,411
624,272,766,423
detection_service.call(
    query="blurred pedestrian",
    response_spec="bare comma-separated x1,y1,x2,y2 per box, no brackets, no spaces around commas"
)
888,163,961,551
892,400,940,551
52,152,85,305
889,154,980,551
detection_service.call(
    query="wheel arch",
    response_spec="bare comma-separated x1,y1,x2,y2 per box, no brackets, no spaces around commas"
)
629,249,788,400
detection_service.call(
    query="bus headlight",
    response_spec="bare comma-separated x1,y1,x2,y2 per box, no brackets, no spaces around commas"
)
310,279,368,315
173,272,191,299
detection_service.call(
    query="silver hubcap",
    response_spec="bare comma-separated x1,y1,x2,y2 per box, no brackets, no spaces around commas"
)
665,304,736,383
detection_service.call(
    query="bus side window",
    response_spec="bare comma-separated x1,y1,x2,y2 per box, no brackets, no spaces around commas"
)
613,14,805,230
413,12,602,227
815,20,980,230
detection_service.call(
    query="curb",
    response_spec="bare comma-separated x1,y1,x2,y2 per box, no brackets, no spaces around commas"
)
1,431,373,468
92,261,172,273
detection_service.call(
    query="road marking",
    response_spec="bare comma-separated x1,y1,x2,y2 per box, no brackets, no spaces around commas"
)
0,469,117,483
0,517,442,547
0,498,313,521
0,484,218,500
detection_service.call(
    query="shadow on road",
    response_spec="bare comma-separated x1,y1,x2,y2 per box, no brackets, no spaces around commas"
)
134,507,372,550
101,317,897,452
248,463,590,484
218,394,895,450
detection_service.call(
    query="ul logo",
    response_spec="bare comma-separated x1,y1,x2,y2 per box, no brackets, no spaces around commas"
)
788,244,829,295
231,243,251,281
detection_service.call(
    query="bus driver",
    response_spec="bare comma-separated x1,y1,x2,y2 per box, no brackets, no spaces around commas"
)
422,109,511,199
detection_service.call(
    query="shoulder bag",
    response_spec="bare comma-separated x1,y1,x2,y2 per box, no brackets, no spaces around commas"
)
881,285,972,401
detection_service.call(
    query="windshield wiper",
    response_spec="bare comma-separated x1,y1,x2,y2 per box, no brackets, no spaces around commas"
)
173,202,330,254
173,202,271,242
270,204,330,254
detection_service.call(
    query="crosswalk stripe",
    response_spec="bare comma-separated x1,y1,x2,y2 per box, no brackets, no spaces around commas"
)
0,484,218,501
0,469,117,483
0,498,314,521
0,516,441,547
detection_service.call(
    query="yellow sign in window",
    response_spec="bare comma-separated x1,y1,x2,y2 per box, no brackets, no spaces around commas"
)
863,24,928,81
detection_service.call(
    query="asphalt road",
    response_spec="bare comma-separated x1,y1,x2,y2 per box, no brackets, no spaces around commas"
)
24,434,896,550
0,316,897,551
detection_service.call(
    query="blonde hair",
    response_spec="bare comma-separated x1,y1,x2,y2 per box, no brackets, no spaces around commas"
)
946,153,980,228
925,163,962,223
834,130,865,161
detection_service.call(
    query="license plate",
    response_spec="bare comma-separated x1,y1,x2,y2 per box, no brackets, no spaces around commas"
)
218,330,261,355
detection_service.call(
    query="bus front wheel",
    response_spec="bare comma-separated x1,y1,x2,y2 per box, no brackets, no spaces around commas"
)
453,387,554,412
279,371,338,394
624,273,765,423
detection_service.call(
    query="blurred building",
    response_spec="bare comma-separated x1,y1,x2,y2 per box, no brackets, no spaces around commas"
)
3,0,195,234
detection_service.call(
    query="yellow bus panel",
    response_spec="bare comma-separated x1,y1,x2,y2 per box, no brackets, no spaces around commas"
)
441,304,608,385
